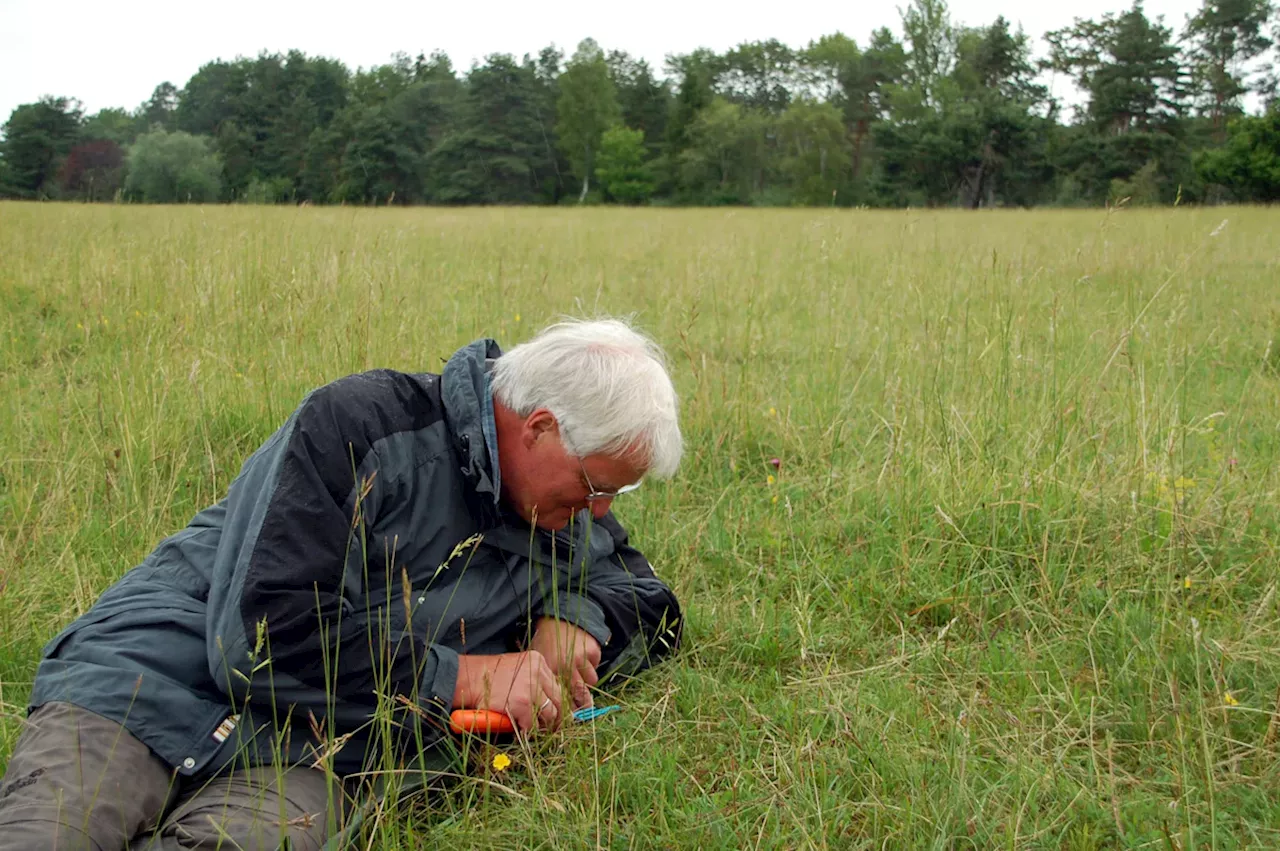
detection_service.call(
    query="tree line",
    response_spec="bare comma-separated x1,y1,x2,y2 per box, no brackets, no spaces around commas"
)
2,0,1277,208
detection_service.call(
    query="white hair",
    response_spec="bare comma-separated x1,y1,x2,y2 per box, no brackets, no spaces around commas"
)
491,318,683,478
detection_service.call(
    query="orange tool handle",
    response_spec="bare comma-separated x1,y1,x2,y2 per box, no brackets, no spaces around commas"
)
449,709,516,735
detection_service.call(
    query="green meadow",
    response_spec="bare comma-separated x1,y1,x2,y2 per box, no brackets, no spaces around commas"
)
2,202,1280,848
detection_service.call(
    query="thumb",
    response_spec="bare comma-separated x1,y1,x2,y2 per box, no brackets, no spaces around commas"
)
579,656,600,688
570,669,593,710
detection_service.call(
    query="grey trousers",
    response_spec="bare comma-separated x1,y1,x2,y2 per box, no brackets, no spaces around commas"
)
0,702,347,851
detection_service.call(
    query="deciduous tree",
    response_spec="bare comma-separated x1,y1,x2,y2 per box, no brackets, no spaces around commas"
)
556,39,620,201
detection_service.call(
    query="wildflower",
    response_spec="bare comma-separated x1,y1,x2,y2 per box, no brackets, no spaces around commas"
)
772,495,779,504
492,752,511,771
76,323,84,331
134,310,141,318
1173,476,1196,498
1184,576,1192,590
514,314,521,323
1224,692,1239,707
768,407,777,417
766,475,775,486
768,458,781,469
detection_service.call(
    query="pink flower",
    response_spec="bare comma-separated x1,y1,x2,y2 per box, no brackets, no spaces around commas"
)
768,458,781,470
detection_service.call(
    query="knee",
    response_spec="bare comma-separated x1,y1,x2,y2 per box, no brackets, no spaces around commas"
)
158,768,339,851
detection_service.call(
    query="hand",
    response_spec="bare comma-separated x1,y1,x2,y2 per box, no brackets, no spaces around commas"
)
529,618,602,710
454,651,562,732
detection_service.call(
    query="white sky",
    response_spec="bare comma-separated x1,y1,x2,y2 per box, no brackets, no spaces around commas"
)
0,0,1224,124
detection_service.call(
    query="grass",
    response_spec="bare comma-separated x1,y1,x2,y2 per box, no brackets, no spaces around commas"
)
2,201,1280,848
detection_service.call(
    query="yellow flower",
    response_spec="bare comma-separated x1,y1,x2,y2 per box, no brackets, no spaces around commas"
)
766,475,776,486
1184,576,1192,590
134,310,142,318
1224,692,1239,707
492,752,512,771
514,314,521,323
76,323,84,330
768,407,777,417
771,495,779,504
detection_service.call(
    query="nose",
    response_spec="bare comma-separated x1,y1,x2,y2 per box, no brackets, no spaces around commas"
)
590,497,614,519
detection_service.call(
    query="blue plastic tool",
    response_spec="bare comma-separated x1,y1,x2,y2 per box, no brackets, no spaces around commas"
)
572,704,622,723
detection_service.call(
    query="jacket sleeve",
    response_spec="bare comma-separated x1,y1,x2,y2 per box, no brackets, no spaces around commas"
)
527,513,683,683
203,379,458,716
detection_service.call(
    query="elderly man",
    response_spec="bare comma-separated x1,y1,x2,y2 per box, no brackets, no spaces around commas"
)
0,318,684,850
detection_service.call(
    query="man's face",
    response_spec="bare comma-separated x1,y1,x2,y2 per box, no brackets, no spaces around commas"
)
497,409,645,531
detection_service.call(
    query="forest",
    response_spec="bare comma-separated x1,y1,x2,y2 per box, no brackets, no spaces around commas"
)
2,0,1277,207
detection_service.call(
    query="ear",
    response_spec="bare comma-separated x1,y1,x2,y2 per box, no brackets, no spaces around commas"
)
523,408,559,449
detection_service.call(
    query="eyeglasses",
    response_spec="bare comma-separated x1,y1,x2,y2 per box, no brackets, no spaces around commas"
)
575,453,643,501
565,435,643,501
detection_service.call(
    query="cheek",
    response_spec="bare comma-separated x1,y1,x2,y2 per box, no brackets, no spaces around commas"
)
526,467,578,508
552,480,585,509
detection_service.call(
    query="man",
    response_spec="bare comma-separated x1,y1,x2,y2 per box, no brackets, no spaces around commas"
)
0,318,684,850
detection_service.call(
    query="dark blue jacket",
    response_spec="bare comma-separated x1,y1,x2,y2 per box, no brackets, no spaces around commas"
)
28,339,681,778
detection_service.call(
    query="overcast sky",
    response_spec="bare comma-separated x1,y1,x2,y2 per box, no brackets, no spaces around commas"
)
0,0,1215,124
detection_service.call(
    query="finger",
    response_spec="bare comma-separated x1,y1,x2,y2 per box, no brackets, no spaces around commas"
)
536,690,560,730
585,641,602,669
536,666,563,729
578,658,600,688
507,700,536,733
537,661,561,709
570,672,592,710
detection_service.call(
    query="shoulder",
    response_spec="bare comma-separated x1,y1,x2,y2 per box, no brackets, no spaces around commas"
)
298,369,445,445
278,370,449,504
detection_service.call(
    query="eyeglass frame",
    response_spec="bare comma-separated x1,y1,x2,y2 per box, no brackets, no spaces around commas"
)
562,427,643,501
575,454,643,501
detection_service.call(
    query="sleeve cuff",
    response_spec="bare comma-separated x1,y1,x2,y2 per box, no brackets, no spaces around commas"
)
420,643,460,715
534,593,611,648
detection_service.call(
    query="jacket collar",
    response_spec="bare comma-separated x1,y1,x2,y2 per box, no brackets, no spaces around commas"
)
442,338,504,526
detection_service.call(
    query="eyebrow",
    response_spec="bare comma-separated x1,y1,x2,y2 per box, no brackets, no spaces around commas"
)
584,473,621,493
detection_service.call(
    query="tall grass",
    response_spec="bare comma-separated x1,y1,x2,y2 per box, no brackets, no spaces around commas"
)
2,202,1280,848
